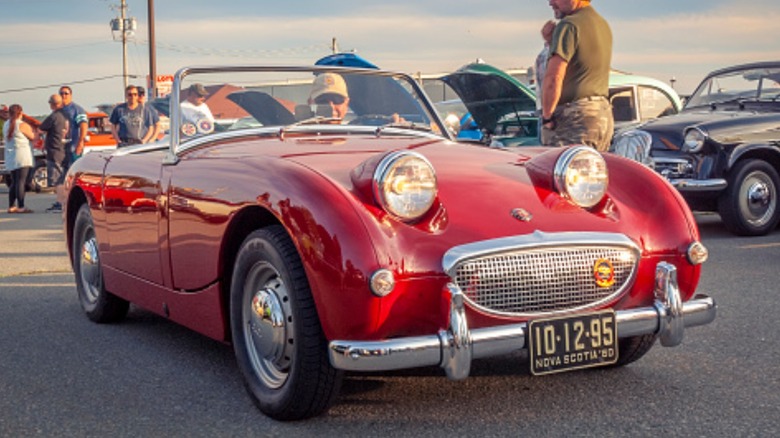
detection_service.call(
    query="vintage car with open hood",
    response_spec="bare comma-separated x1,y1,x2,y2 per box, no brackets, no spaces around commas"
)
63,65,716,420
440,62,682,147
612,61,780,236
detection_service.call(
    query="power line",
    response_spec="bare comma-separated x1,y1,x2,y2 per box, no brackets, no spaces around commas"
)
0,74,137,95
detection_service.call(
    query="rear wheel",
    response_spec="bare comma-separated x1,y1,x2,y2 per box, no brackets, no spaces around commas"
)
230,226,342,421
72,204,129,323
718,159,780,236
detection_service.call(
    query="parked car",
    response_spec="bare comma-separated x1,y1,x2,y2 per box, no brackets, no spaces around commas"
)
440,62,683,147
612,61,780,236
63,65,715,420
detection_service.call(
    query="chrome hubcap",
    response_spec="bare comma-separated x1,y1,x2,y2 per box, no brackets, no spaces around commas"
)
740,171,776,226
243,262,294,389
79,235,101,304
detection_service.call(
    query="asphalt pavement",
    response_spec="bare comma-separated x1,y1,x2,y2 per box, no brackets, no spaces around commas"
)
0,189,71,278
1,187,779,436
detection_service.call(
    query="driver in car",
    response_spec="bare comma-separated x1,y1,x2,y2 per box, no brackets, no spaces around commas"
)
308,73,351,122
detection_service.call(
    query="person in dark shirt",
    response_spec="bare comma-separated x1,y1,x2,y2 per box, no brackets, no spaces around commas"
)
38,94,70,212
541,0,614,151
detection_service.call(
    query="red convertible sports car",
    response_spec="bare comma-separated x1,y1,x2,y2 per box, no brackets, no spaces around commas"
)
63,65,716,420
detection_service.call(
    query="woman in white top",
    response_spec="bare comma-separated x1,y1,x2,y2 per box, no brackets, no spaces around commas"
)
3,104,35,213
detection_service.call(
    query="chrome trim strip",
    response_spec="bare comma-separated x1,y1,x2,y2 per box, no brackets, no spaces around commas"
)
328,262,716,377
669,178,728,191
442,231,639,276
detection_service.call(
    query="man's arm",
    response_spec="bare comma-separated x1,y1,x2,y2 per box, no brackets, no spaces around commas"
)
74,114,89,156
541,54,568,126
111,121,121,144
142,107,160,143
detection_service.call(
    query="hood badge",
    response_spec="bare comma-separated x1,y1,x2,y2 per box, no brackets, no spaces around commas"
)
593,258,616,288
510,208,533,222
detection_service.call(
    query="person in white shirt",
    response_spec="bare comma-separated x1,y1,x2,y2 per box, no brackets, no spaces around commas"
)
180,83,215,137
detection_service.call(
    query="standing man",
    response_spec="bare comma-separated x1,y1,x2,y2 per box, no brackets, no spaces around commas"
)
58,85,88,213
38,94,69,213
110,85,160,147
541,0,613,151
59,86,89,162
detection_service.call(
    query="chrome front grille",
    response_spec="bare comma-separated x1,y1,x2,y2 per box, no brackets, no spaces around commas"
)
444,233,639,317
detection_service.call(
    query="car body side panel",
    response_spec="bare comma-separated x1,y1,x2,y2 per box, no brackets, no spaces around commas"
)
102,150,167,285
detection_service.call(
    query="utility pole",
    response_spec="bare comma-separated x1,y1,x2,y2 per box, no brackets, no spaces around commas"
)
148,0,157,98
120,0,128,89
110,0,136,91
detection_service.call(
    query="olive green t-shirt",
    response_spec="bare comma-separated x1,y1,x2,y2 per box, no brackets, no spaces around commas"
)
550,5,612,105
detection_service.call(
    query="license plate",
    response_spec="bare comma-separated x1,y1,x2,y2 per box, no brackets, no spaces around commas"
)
528,310,618,376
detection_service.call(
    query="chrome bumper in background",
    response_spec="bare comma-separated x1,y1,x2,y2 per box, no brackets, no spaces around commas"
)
670,178,727,192
328,262,716,380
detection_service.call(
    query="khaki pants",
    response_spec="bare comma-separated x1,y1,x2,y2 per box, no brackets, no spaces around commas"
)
542,96,614,151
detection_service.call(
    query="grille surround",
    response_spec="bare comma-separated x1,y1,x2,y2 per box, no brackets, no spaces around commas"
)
443,232,640,318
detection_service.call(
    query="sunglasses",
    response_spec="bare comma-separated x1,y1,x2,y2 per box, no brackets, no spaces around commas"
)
59,91,71,96
315,94,346,105
127,92,138,96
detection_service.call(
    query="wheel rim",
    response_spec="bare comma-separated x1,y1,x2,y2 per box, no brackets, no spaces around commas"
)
79,231,102,305
34,167,48,190
243,261,295,389
739,170,777,227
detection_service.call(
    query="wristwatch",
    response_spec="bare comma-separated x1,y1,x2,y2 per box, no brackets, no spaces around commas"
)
542,115,556,129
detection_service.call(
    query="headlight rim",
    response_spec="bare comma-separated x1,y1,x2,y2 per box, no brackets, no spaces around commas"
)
553,145,609,209
683,126,708,153
372,150,438,222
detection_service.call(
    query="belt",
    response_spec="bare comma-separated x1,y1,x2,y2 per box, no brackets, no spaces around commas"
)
564,96,608,104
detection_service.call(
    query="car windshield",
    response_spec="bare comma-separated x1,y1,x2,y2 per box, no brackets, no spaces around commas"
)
170,66,444,150
686,66,780,108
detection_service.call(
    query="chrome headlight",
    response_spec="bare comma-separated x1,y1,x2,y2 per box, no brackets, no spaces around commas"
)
683,127,707,153
554,146,609,208
373,151,437,221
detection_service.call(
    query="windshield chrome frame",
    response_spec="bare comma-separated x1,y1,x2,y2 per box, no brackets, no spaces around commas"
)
163,65,452,165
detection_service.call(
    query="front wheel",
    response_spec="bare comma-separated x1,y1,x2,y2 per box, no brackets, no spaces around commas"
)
612,334,656,367
72,204,129,323
230,226,342,421
718,159,780,236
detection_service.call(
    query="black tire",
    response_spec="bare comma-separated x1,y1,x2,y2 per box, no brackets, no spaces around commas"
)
72,204,129,323
31,161,48,192
718,159,780,236
613,334,656,367
230,226,342,421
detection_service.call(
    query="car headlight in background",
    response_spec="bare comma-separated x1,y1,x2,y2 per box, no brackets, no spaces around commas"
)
554,146,609,209
683,127,707,153
373,151,437,221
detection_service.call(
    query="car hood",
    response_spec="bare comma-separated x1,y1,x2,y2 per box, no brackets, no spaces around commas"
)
441,63,536,133
248,134,695,249
633,108,780,148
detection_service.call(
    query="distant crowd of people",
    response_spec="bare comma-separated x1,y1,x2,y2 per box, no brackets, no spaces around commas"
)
2,85,89,214
2,82,167,214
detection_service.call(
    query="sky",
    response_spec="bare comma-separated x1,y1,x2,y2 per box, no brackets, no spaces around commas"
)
1,0,779,115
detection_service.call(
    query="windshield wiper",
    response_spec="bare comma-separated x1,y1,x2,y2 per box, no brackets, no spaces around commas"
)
376,121,434,134
286,116,343,127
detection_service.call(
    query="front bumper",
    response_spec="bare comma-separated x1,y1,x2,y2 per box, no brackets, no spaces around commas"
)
329,262,716,379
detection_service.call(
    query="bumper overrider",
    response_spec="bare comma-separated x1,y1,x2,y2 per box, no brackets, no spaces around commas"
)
329,262,716,379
